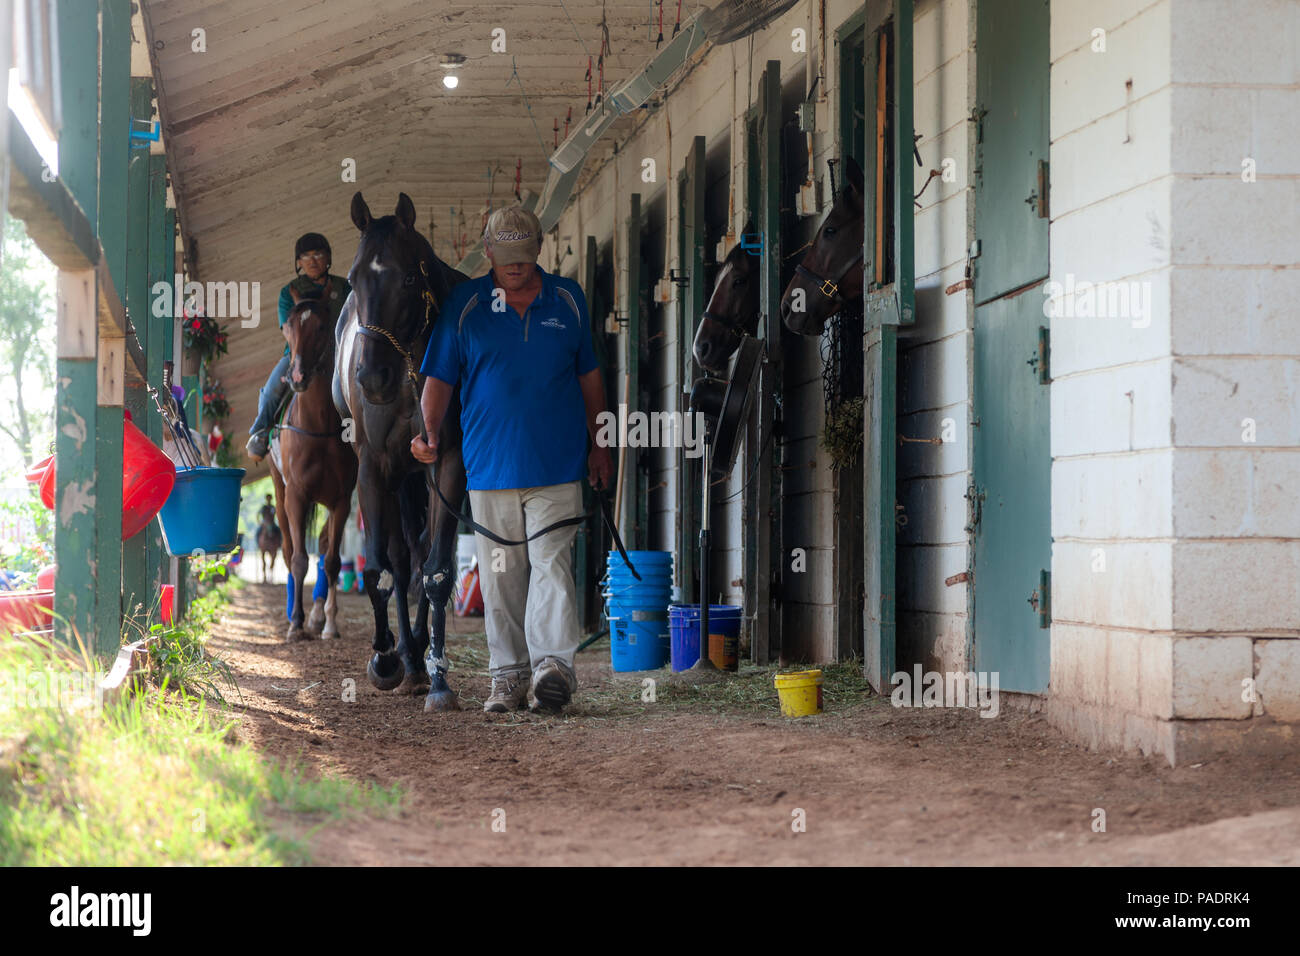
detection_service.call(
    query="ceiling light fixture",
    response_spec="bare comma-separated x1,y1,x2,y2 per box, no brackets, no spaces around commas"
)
440,53,466,90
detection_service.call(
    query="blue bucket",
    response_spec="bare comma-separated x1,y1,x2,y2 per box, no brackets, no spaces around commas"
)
156,467,246,557
669,604,743,672
605,550,672,671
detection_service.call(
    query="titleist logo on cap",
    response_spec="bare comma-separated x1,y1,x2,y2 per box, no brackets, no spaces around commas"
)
495,229,533,242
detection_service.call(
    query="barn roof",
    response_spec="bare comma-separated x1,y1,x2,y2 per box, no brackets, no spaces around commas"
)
141,0,677,479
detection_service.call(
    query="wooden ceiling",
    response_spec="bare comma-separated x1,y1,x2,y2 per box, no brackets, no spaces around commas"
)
142,0,681,477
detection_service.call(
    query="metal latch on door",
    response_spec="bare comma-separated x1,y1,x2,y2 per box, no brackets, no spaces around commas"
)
1023,159,1050,219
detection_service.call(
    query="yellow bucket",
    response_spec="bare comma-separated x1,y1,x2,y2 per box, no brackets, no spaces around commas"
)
775,669,823,717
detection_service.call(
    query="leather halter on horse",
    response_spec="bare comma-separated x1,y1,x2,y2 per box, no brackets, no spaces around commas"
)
794,247,865,308
354,256,440,392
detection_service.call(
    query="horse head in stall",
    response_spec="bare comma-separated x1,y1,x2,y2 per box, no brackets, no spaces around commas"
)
268,291,357,642
780,156,866,335
334,191,469,708
691,218,762,373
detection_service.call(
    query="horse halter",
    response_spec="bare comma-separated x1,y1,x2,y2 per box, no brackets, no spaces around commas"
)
356,257,440,392
794,247,865,305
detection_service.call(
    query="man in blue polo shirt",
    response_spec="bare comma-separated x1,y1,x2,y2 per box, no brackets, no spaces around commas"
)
411,204,613,713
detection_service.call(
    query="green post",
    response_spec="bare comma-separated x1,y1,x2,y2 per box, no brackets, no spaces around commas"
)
144,152,168,605
51,5,101,651
121,77,153,619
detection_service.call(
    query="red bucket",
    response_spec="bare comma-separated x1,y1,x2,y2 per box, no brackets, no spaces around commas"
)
30,419,176,536
121,416,176,539
0,589,54,633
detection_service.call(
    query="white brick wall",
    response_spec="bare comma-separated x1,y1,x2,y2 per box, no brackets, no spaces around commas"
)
1049,0,1300,762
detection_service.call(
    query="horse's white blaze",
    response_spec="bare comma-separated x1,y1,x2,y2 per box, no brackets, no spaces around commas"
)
369,257,387,273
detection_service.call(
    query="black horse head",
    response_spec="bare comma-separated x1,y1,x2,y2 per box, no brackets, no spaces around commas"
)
692,218,762,373
282,294,334,393
781,156,866,336
348,191,449,406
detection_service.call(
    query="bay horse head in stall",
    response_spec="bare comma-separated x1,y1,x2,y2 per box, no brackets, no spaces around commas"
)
267,291,358,642
691,218,762,373
335,191,469,708
781,156,866,335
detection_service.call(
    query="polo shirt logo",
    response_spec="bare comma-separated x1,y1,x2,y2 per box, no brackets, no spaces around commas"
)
540,316,566,330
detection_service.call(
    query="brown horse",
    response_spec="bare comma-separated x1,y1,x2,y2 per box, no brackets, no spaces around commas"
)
268,292,358,641
781,156,866,335
691,218,763,373
256,508,282,583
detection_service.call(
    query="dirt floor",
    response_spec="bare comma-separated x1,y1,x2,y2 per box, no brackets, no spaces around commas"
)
211,582,1300,865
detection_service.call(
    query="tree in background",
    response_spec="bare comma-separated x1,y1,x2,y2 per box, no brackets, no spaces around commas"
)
0,216,56,472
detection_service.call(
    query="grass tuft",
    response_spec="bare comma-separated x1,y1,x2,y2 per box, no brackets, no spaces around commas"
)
0,588,400,866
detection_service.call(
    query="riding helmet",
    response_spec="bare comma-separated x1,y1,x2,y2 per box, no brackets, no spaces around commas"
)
294,232,331,271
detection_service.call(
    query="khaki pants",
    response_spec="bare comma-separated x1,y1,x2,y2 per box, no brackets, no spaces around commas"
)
468,481,583,678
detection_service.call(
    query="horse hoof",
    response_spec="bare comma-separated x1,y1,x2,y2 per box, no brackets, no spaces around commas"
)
307,600,326,632
398,669,432,695
424,689,460,712
321,627,339,640
286,626,310,643
367,652,405,691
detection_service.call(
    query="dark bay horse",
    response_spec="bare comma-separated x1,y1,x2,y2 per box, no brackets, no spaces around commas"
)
335,192,468,709
268,292,358,641
781,156,866,335
691,218,762,373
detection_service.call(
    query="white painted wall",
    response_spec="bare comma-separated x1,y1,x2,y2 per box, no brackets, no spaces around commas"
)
895,0,975,675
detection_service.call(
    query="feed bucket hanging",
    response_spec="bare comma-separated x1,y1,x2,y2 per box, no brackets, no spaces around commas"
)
27,419,176,538
122,416,177,538
156,466,246,557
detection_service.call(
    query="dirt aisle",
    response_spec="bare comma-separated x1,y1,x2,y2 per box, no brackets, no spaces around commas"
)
210,582,1300,865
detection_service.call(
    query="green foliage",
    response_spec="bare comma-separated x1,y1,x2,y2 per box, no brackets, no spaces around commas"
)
119,582,239,703
0,487,54,579
0,217,56,473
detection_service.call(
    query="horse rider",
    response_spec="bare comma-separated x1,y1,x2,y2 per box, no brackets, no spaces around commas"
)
258,493,277,530
411,204,613,714
246,232,353,461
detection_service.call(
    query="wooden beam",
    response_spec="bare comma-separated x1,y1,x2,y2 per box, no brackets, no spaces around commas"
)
55,270,99,652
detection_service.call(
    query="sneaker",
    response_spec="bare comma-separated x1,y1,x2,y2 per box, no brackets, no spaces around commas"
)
482,672,529,713
246,431,269,461
529,657,577,713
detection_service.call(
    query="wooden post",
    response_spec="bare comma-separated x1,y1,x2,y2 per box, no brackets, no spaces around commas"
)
625,192,646,550
756,61,783,663
120,76,153,618
54,270,99,650
144,151,168,604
